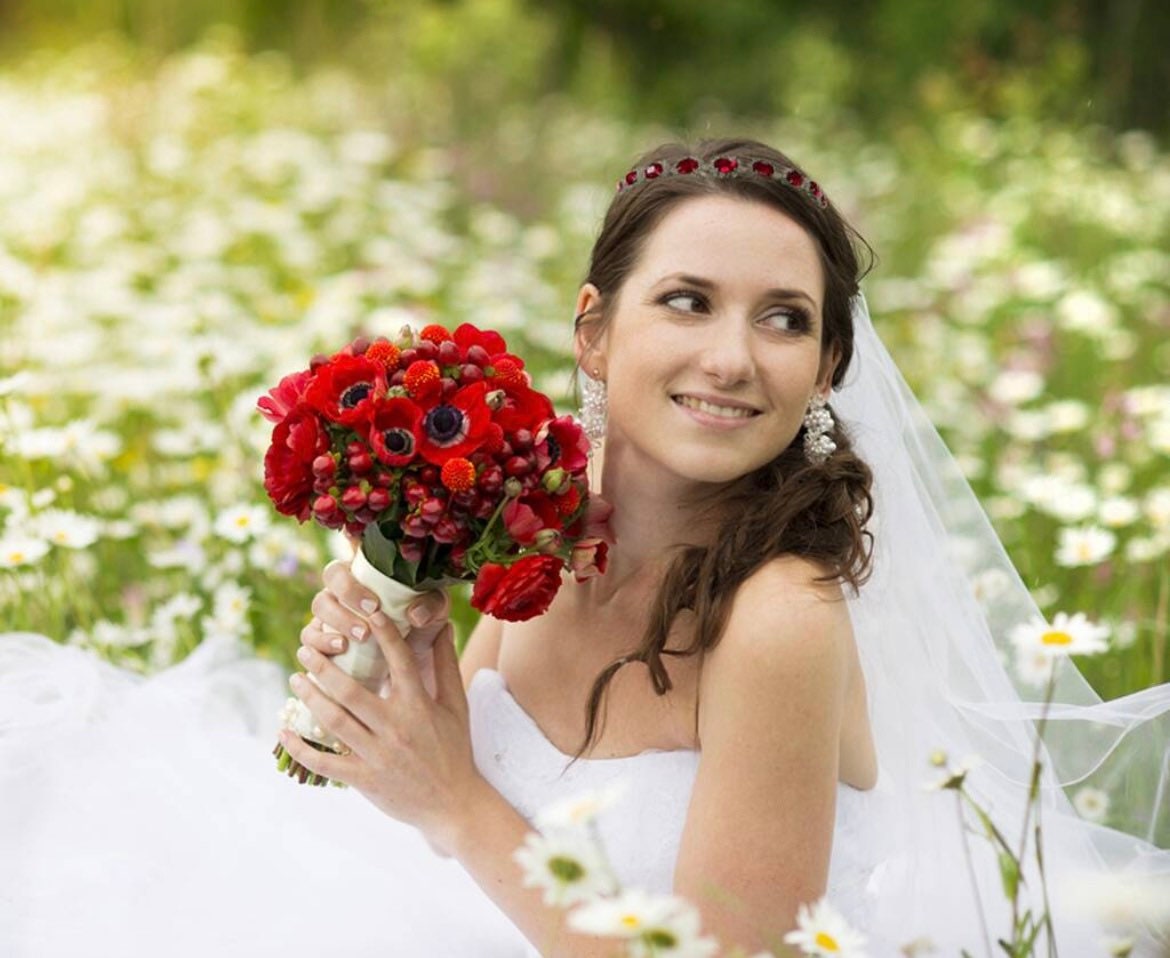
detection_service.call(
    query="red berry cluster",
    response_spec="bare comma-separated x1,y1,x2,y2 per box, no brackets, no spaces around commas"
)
259,322,606,618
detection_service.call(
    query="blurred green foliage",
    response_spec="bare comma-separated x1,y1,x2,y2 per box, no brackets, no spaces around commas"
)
0,0,1167,138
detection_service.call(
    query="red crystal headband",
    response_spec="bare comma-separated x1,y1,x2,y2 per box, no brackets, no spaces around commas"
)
615,155,829,209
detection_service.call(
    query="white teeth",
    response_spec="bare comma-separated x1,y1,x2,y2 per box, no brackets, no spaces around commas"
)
673,395,757,419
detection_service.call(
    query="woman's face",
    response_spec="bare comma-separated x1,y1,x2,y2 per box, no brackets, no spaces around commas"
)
576,194,839,487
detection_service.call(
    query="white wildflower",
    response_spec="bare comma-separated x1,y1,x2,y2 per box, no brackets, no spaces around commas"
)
213,503,270,544
28,509,102,549
0,534,49,568
923,752,985,791
1055,872,1170,929
567,889,719,957
782,896,869,956
513,829,618,908
534,782,628,832
1055,525,1116,567
1144,488,1170,530
988,368,1044,406
1098,496,1139,528
1010,611,1111,659
1072,786,1110,823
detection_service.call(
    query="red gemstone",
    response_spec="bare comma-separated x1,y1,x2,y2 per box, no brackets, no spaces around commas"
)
713,156,738,174
625,169,638,185
676,157,699,174
809,181,822,197
645,162,664,178
785,169,805,187
752,161,775,177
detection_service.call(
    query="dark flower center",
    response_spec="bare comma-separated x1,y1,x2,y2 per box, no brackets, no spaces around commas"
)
340,382,373,409
382,428,414,455
545,434,561,464
425,405,465,445
547,856,585,882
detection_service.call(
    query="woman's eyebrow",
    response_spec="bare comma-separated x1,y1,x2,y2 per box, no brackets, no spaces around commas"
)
652,272,818,309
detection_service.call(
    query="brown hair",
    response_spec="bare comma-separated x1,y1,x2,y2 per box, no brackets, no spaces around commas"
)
569,137,876,765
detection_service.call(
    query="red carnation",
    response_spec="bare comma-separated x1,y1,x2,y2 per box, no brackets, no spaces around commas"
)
418,380,491,465
369,397,425,467
471,554,564,622
257,369,314,424
263,408,330,521
304,355,386,426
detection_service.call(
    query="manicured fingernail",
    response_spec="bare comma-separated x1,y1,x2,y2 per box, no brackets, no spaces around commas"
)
296,647,316,668
408,604,430,627
360,599,378,615
289,673,307,691
330,637,345,652
350,624,367,641
369,611,388,627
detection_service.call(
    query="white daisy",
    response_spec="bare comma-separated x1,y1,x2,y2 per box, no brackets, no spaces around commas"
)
1055,525,1117,567
1055,871,1170,929
1072,786,1110,824
923,753,985,792
782,896,868,956
29,509,102,549
1013,646,1057,689
0,534,49,568
567,889,719,957
1010,612,1111,659
534,782,628,832
213,503,270,543
1097,496,1139,528
513,829,618,907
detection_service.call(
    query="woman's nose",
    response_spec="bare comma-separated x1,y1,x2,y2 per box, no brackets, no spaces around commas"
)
697,316,754,386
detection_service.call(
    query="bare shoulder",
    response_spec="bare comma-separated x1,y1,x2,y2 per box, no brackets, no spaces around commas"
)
697,555,853,743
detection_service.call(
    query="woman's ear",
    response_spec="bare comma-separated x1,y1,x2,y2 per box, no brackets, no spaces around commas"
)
573,282,607,379
817,340,843,398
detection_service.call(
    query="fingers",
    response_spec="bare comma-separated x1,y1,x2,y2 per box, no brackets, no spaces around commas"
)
323,560,389,627
300,617,348,655
431,624,468,721
278,727,353,785
290,654,376,753
311,590,371,645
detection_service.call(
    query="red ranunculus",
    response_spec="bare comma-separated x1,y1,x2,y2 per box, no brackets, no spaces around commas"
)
304,355,387,426
534,415,591,475
471,554,564,621
369,397,425,467
257,369,314,424
263,408,330,521
418,380,491,465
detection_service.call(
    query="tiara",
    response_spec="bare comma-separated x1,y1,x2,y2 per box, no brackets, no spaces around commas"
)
615,155,829,209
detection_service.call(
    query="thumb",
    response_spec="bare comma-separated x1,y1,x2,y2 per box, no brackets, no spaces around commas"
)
431,624,467,719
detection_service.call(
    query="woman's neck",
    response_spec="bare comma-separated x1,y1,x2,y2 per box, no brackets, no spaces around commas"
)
584,433,725,607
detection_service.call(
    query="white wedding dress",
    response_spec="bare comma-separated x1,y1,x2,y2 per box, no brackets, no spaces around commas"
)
0,631,890,958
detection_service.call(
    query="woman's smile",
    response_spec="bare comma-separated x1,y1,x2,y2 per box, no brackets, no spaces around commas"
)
671,393,762,428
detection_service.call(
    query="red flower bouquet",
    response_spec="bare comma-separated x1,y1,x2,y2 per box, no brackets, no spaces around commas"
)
258,322,610,785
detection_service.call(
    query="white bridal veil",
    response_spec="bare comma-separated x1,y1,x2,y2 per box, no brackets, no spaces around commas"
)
835,292,1170,954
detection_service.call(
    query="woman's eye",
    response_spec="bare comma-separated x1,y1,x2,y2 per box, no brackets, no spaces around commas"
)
661,291,706,313
762,308,810,332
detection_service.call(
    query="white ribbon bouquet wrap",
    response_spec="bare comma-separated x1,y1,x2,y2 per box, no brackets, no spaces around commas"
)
278,547,442,760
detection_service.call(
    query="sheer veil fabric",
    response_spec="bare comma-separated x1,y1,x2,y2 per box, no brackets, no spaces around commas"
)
834,292,1170,953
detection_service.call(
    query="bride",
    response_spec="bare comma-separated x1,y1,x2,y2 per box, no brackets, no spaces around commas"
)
3,137,1169,958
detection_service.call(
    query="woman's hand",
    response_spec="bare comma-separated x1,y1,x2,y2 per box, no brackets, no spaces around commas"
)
300,559,450,696
282,606,484,857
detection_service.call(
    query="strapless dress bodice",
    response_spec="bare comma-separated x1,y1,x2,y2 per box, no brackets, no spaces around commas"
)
468,667,894,925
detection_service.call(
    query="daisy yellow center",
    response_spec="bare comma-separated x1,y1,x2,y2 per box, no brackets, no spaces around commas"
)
9,550,24,563
1076,543,1093,560
1041,630,1073,646
235,516,250,527
814,931,841,951
620,914,641,929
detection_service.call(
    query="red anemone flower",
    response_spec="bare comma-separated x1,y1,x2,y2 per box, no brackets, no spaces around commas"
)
304,355,387,427
417,380,491,465
369,397,425,467
257,369,314,424
534,415,590,475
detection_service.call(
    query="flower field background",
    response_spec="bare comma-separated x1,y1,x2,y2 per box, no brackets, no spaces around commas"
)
1,17,1167,755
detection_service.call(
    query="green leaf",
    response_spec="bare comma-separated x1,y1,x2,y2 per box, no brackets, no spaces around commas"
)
362,522,398,577
998,849,1020,900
